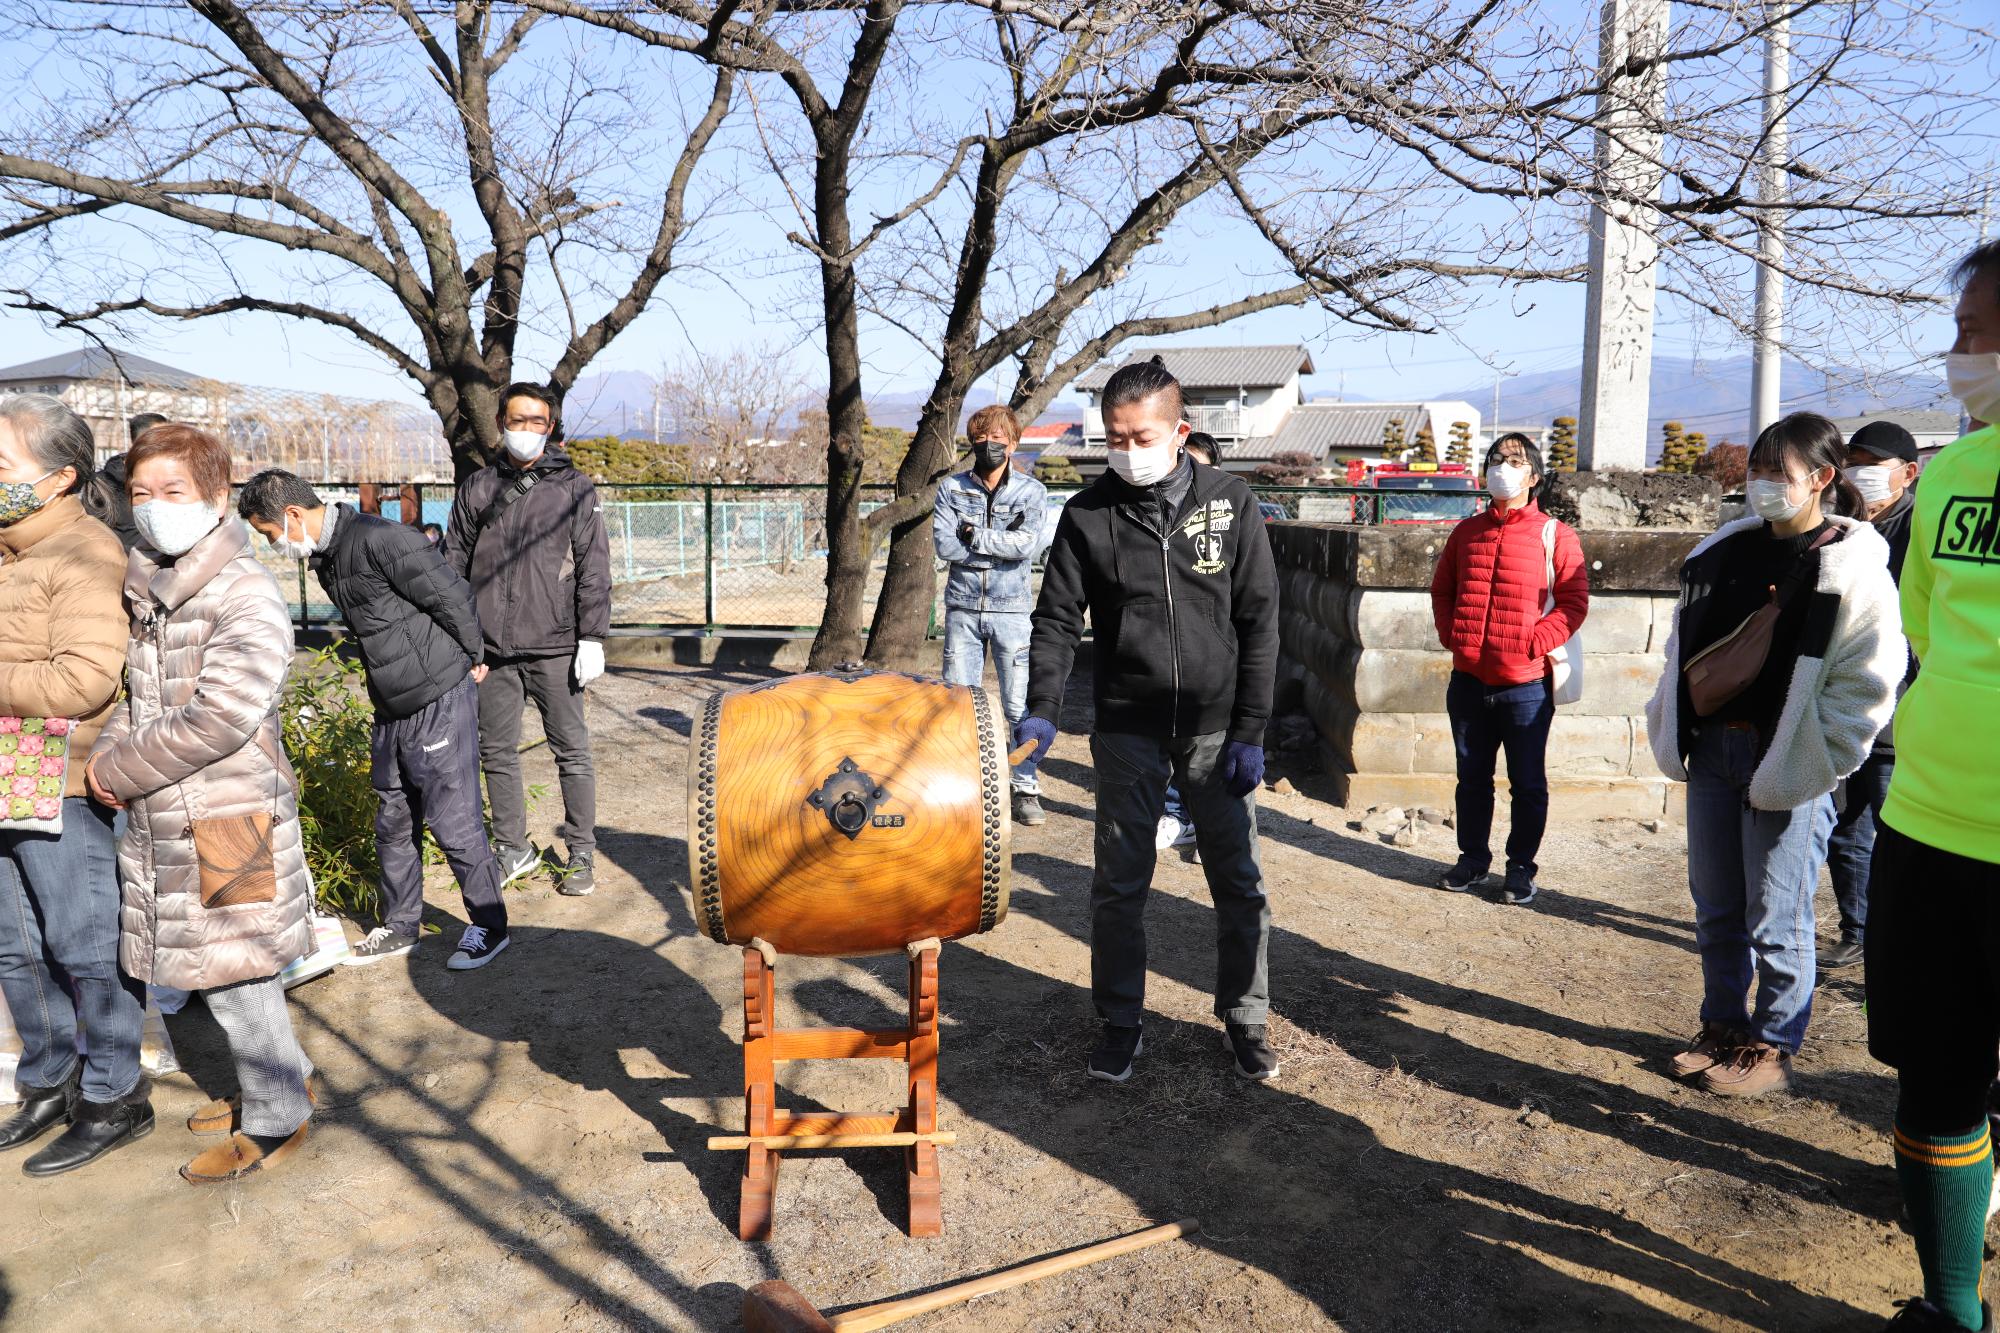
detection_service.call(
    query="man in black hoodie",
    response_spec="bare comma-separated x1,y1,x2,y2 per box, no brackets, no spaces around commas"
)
1017,359,1280,1084
445,382,612,898
1818,420,1921,969
239,470,511,971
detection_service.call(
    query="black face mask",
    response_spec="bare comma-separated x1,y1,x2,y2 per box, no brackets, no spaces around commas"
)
972,442,1009,473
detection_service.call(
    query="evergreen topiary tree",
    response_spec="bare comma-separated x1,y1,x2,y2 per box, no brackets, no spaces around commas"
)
1659,420,1688,472
1413,421,1437,465
1684,430,1709,471
1447,420,1472,466
1034,454,1082,484
1547,416,1578,472
1382,416,1408,461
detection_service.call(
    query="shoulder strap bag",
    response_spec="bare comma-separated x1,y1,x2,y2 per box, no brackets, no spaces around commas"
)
459,467,544,559
1682,526,1842,718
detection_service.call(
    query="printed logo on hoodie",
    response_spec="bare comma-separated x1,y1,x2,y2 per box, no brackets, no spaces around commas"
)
1935,495,1999,565
1182,498,1235,576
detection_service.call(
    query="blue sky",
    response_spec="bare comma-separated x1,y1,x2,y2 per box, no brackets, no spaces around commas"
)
0,0,1985,420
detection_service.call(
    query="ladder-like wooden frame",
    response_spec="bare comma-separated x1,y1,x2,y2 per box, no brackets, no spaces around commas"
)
712,943,946,1240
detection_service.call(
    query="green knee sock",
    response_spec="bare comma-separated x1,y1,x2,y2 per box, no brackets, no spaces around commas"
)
1896,1120,1993,1331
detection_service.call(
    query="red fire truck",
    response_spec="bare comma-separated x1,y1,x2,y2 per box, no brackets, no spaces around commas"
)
1341,459,1482,524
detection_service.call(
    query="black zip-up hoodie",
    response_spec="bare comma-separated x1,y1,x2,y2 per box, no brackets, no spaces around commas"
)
442,448,611,660
1027,457,1278,744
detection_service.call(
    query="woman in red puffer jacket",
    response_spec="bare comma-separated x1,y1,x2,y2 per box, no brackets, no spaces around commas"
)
1427,433,1589,906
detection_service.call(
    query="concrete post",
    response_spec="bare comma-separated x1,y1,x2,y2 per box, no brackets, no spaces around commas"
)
1578,0,1670,472
1750,5,1790,444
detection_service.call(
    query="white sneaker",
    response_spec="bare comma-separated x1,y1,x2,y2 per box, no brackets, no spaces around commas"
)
1154,816,1195,851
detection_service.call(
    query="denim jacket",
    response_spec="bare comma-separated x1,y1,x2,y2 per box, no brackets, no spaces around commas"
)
933,467,1049,614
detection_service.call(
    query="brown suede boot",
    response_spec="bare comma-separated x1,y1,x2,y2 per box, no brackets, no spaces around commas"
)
187,1079,317,1136
1700,1042,1791,1097
180,1123,308,1184
1669,1023,1747,1080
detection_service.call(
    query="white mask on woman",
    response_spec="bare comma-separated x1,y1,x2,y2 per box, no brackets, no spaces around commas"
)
1946,351,2000,425
1107,441,1179,488
1485,462,1531,500
133,499,222,557
1746,478,1807,523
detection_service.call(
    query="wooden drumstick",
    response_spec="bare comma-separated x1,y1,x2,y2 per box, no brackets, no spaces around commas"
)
741,1219,1199,1333
1008,740,1039,766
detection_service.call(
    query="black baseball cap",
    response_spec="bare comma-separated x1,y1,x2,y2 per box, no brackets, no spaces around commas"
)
1848,420,1918,464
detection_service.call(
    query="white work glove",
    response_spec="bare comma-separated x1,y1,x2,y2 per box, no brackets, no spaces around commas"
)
573,639,606,689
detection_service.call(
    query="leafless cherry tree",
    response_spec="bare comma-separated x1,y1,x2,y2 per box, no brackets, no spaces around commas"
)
655,344,817,483
0,0,735,478
542,0,1988,669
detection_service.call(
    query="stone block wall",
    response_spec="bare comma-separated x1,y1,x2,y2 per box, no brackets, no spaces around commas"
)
1270,523,1704,819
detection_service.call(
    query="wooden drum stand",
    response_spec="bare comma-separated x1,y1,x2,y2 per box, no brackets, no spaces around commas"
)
707,939,952,1241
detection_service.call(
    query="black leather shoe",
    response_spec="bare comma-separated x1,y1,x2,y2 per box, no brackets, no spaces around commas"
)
0,1069,78,1152
22,1089,153,1177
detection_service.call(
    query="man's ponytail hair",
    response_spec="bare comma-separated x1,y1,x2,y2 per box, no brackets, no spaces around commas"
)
1100,354,1183,425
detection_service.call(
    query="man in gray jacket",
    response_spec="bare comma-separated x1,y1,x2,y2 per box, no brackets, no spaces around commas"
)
933,405,1050,824
445,382,612,897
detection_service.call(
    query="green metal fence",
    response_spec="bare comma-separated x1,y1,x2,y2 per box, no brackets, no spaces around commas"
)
277,481,1473,631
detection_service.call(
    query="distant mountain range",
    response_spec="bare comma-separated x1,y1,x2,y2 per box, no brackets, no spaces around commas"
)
564,373,1085,438
569,352,1946,445
1434,354,1949,444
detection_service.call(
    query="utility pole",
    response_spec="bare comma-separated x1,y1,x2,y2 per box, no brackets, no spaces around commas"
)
1750,1,1790,445
1578,0,1670,471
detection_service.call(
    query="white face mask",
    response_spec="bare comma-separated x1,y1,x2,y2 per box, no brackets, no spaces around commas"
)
270,511,315,560
133,499,222,557
502,429,547,463
1946,352,2000,425
1485,462,1531,500
1107,441,1179,488
1746,478,1808,523
1843,462,1900,506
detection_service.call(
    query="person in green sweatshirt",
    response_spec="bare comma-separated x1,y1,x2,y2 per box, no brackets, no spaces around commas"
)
1867,240,2000,1333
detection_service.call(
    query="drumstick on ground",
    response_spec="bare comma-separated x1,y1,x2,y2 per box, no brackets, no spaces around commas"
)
741,1219,1198,1333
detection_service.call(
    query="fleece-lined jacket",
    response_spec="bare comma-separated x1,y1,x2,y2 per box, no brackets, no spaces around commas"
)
1647,513,1902,812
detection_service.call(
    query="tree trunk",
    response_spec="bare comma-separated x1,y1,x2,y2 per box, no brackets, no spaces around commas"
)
864,402,961,670
806,222,872,670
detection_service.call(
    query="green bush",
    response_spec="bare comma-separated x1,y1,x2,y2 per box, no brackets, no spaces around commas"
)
282,649,382,918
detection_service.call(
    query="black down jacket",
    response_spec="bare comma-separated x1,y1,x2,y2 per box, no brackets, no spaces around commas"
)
443,449,611,659
312,505,483,719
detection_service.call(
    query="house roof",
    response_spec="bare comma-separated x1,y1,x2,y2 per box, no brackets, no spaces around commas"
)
1020,422,1081,442
1830,409,1962,437
1074,345,1314,393
0,347,205,390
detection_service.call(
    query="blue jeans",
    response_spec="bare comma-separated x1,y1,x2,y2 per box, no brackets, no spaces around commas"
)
1826,750,1892,937
1088,732,1270,1026
1446,672,1554,877
0,799,145,1101
1685,725,1835,1053
1162,782,1189,827
942,608,1038,794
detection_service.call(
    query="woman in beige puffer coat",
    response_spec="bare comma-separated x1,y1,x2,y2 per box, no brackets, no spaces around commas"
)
87,423,316,1185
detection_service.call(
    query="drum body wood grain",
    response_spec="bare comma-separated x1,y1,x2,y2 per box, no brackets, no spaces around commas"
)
688,670,1010,957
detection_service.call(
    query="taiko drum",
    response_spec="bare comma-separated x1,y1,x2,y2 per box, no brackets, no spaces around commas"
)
686,669,1012,956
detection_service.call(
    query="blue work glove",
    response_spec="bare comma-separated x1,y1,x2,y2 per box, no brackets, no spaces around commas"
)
1013,716,1057,764
1220,741,1265,798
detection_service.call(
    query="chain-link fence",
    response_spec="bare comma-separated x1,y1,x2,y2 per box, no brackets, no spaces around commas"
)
273,481,1481,630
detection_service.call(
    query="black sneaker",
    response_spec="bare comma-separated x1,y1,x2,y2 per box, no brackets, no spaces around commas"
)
495,843,541,886
446,924,510,971
1087,1024,1144,1083
1223,1023,1281,1082
1436,860,1489,893
1819,930,1864,969
1885,1298,1993,1331
1501,868,1540,906
1012,792,1046,827
344,925,419,966
556,850,596,897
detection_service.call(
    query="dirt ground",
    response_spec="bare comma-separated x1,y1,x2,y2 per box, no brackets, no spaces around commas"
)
0,663,1938,1331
